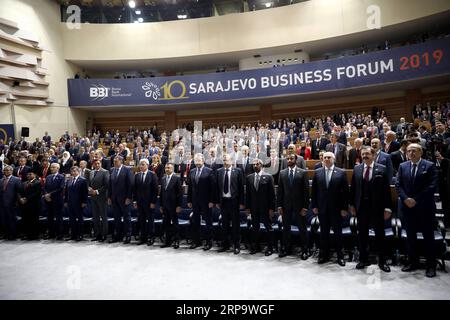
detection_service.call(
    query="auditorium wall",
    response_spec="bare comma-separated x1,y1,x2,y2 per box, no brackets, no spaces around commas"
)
61,0,450,62
0,0,89,139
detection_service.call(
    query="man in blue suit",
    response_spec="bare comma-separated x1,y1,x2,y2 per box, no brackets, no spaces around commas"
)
312,152,349,266
64,166,88,241
108,156,133,244
371,138,394,184
396,143,438,278
133,158,158,246
187,153,216,250
0,165,22,240
43,163,65,240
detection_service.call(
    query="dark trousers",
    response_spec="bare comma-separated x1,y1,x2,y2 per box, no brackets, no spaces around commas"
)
319,212,343,258
357,204,386,264
112,197,131,238
251,211,273,250
191,203,212,243
281,209,308,253
91,198,108,237
162,207,179,244
21,202,40,239
404,210,436,269
137,203,154,240
46,200,63,237
1,205,17,238
68,204,84,238
220,198,240,248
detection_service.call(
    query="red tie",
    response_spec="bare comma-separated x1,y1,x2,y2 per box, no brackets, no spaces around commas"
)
364,166,371,181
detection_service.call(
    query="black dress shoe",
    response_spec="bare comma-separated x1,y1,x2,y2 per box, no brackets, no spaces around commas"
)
264,249,273,256
234,247,240,255
109,238,119,243
203,241,212,251
76,236,83,242
137,240,147,245
401,264,418,272
160,243,171,248
356,261,371,269
218,246,229,253
99,236,107,242
173,241,180,249
426,268,436,278
123,237,131,244
249,248,259,255
91,237,99,242
378,263,391,273
278,251,288,258
318,257,330,264
56,236,64,241
300,252,309,261
337,258,346,267
147,238,154,246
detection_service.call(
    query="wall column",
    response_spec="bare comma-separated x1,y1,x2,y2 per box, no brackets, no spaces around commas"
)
259,104,272,124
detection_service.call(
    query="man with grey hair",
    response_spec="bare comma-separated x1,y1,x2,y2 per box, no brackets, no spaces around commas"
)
312,152,349,266
382,131,400,154
396,143,438,278
187,153,216,250
0,165,22,240
43,162,65,240
348,138,363,169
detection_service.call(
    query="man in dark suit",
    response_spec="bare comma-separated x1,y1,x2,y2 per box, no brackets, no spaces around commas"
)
311,132,330,160
390,140,409,174
187,153,216,250
13,156,31,182
79,160,91,179
43,163,65,240
371,138,394,183
215,154,245,254
246,158,276,256
0,165,22,240
76,147,90,165
237,145,254,176
277,154,310,259
88,159,109,242
326,133,347,168
350,146,392,272
108,156,133,244
160,163,183,249
264,149,282,185
382,131,400,154
348,138,363,169
43,131,51,146
18,170,42,240
396,143,438,278
312,152,349,266
64,166,88,241
133,158,158,245
205,147,223,172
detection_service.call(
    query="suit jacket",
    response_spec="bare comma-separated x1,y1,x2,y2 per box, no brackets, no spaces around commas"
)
19,179,42,208
215,167,244,205
312,138,330,159
314,162,323,169
88,168,110,200
0,175,22,207
264,158,281,184
160,174,183,211
13,165,31,182
396,160,437,216
326,143,347,168
311,166,349,216
64,176,88,207
382,141,400,154
245,172,275,214
44,173,65,204
350,163,392,215
187,166,216,206
108,166,133,201
277,167,310,212
375,151,394,183
348,148,362,169
79,168,91,180
390,150,407,174
59,159,74,175
237,157,254,176
133,171,158,206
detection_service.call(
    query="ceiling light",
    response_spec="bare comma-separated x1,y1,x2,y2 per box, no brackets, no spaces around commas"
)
128,0,136,8
265,2,272,8
177,14,187,19
138,17,143,22
135,10,141,14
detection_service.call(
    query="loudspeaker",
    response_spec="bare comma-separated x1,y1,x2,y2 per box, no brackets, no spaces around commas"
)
21,127,29,137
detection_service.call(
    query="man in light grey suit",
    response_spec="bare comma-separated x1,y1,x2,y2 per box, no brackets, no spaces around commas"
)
88,159,110,242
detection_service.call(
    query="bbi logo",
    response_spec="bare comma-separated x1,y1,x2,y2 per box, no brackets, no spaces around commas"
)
90,85,109,100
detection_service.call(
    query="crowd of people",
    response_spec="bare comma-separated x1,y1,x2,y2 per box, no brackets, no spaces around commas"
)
1,102,449,278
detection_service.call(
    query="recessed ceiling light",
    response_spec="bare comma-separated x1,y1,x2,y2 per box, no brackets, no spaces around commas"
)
135,10,141,14
128,1,136,8
265,2,272,8
138,17,143,22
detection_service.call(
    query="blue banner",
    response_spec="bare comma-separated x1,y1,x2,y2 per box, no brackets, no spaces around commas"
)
68,38,450,107
0,124,15,141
